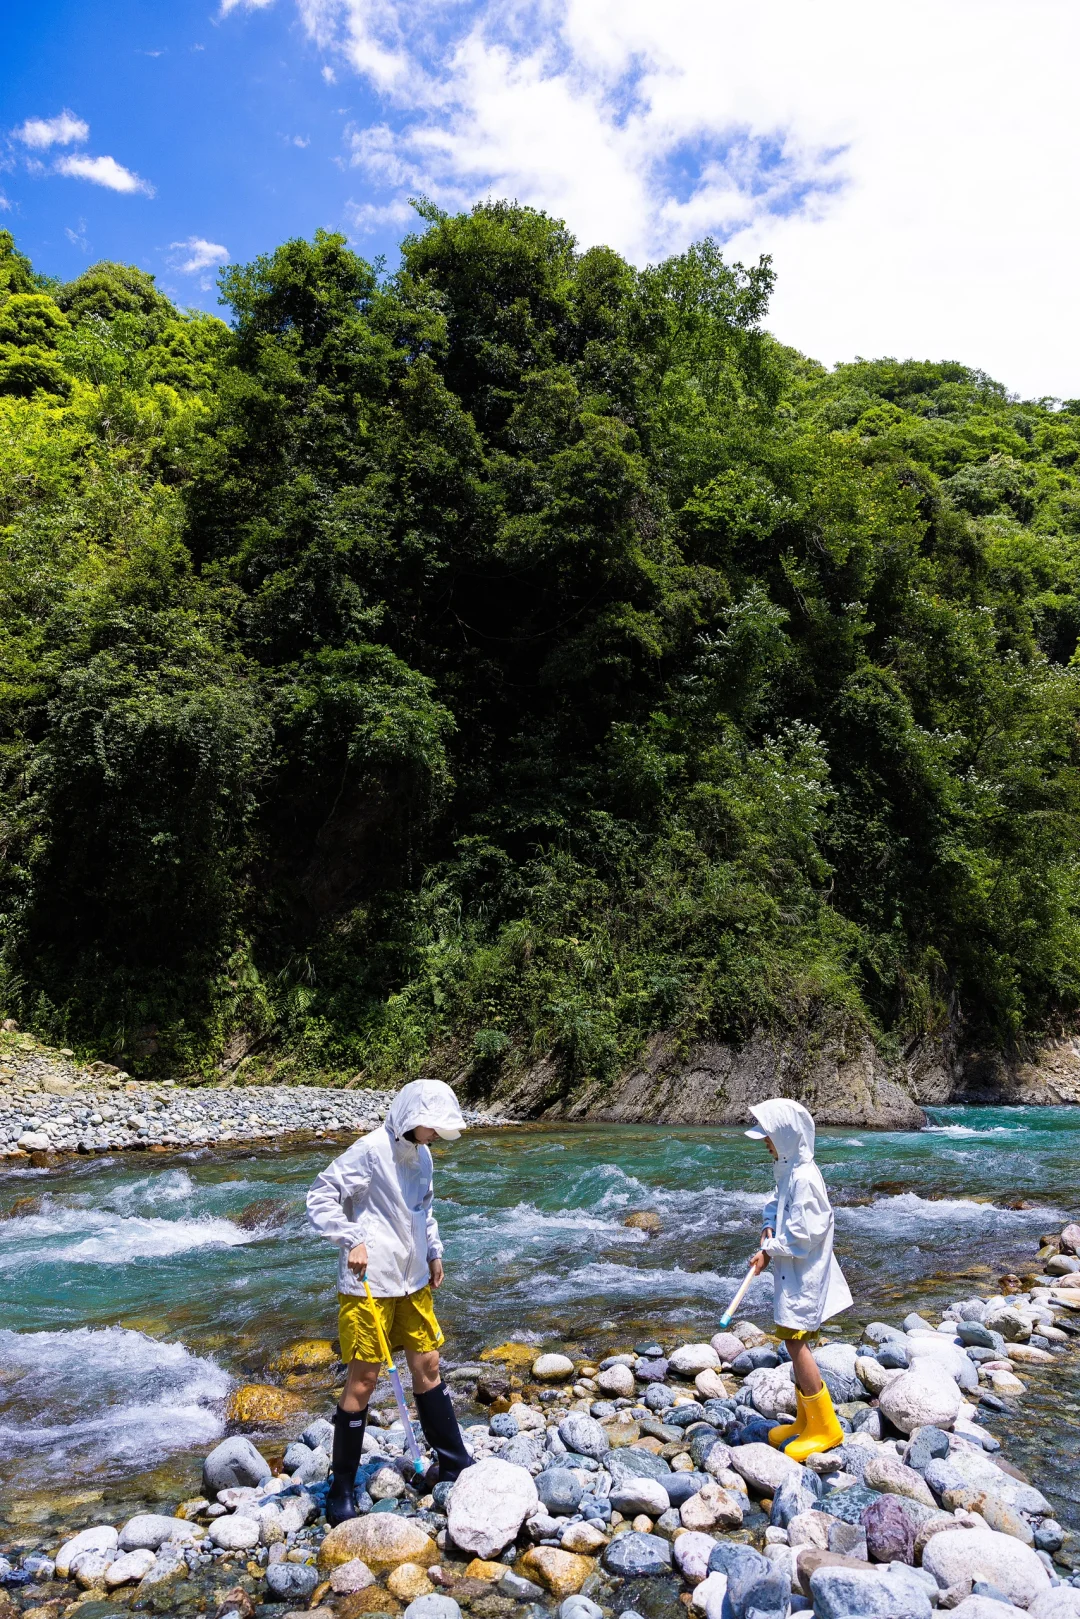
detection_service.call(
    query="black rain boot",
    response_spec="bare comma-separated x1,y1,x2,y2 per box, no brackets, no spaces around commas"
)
414,1380,474,1488
326,1404,368,1527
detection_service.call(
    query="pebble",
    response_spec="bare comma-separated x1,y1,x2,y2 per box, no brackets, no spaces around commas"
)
602,1530,673,1576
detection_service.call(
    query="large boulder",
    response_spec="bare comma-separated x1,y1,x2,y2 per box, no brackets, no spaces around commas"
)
746,1365,798,1421
904,1337,978,1392
808,1562,933,1619
878,1367,962,1434
924,1453,1050,1517
813,1343,863,1405
320,1514,439,1573
447,1457,539,1558
921,1529,1052,1607
202,1435,272,1493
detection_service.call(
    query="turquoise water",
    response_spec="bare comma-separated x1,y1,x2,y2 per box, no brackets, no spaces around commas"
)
1,1106,1078,1526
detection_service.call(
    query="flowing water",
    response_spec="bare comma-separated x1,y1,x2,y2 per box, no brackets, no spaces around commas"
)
1,1106,1079,1538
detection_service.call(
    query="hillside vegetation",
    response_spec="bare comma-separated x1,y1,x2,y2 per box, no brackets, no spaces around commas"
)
2,207,1080,1092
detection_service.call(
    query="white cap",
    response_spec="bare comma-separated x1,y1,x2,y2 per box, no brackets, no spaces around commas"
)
434,1126,461,1141
744,1127,768,1140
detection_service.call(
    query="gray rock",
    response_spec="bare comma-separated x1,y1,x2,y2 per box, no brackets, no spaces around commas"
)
809,1563,933,1619
589,1400,618,1420
293,1445,330,1484
563,1593,605,1619
878,1343,911,1370
728,1561,792,1619
813,1344,863,1405
666,1401,708,1427
635,1358,669,1383
499,1572,545,1601
924,1454,1050,1517
955,1323,995,1350
557,1413,610,1459
665,1470,711,1507
865,1324,907,1346
301,1417,334,1451
709,1544,769,1580
607,1446,672,1483
1034,1523,1064,1555
732,1347,781,1373
502,1433,544,1472
490,1412,519,1439
644,1382,676,1411
536,1468,583,1516
1029,1593,1080,1619
602,1530,672,1576
283,1441,313,1473
922,1530,1052,1607
578,1493,611,1521
815,1485,885,1524
117,1514,196,1552
203,1435,272,1493
772,1472,821,1529
904,1315,936,1335
905,1427,951,1475
404,1599,462,1619
265,1561,319,1602
0,1558,11,1582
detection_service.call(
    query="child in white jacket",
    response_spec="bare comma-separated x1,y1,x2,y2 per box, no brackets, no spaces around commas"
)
307,1078,473,1524
745,1097,852,1459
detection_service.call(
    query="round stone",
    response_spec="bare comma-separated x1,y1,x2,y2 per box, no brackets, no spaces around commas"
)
320,1513,438,1573
533,1354,575,1382
208,1515,261,1551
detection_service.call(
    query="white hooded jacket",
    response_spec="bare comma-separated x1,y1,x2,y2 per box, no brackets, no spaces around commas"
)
306,1079,466,1298
750,1098,852,1331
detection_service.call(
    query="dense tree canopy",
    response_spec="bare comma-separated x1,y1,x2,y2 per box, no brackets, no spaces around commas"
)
2,211,1079,1086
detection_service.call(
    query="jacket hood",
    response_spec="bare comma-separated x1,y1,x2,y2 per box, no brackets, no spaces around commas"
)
747,1098,815,1178
386,1079,466,1142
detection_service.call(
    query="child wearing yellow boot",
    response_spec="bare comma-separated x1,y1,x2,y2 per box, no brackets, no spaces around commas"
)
745,1098,852,1460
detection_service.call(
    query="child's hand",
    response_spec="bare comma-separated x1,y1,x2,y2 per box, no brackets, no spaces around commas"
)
429,1257,444,1289
347,1243,368,1277
749,1248,770,1274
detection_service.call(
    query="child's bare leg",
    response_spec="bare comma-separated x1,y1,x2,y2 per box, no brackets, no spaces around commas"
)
405,1347,441,1395
788,1340,823,1397
341,1358,379,1413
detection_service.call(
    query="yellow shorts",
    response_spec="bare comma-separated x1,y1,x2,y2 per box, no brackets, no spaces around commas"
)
338,1286,444,1364
776,1325,820,1343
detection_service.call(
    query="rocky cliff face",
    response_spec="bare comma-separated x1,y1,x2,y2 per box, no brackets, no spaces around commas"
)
479,1022,1080,1128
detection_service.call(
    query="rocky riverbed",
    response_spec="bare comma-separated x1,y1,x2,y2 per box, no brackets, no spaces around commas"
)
0,1033,507,1162
3,1222,1080,1619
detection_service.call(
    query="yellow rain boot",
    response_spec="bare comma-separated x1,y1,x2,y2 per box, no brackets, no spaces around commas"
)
768,1388,805,1450
783,1384,843,1461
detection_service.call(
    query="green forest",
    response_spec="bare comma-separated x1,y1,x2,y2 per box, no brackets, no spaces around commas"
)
2,204,1080,1093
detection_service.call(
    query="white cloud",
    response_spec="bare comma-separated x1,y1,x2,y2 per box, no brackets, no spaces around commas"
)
56,153,155,196
14,110,89,149
220,0,276,13
282,0,1080,399
170,237,230,273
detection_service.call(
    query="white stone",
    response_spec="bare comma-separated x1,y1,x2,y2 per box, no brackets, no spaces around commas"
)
447,1456,539,1557
787,1512,830,1549
208,1514,261,1550
370,1465,409,1500
878,1365,962,1434
921,1528,1052,1607
856,1357,905,1396
596,1364,635,1398
74,1549,117,1588
711,1332,745,1364
510,1403,546,1433
609,1477,671,1517
532,1354,575,1382
692,1572,728,1615
674,1531,721,1584
680,1484,744,1531
701,1441,734,1479
694,1369,729,1400
669,1343,721,1375
329,1558,377,1594
118,1513,201,1552
17,1131,49,1151
1029,1593,1080,1619
949,1600,1029,1619
745,1364,798,1421
56,1525,118,1579
104,1549,156,1588
728,1442,804,1493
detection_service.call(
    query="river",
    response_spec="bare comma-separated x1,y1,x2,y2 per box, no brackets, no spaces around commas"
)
1,1105,1078,1540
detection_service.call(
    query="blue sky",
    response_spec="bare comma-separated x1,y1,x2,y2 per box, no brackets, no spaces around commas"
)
3,0,1079,398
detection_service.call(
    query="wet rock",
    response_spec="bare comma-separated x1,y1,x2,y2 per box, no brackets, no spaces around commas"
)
267,1562,320,1603
270,1339,338,1377
878,1367,962,1434
982,1308,1031,1344
103,1548,156,1588
387,1564,437,1601
602,1530,672,1577
808,1562,932,1619
557,1413,610,1459
861,1497,915,1565
624,1211,661,1233
55,1526,118,1579
226,1383,307,1425
669,1344,721,1376
559,1598,603,1619
597,1364,635,1398
404,1598,461,1619
447,1456,539,1557
73,1547,118,1588
610,1477,670,1516
203,1435,273,1493
320,1514,438,1573
118,1512,201,1552
533,1354,575,1382
137,1542,187,1593
537,1468,584,1517
209,1516,261,1551
518,1547,595,1596
921,1529,1052,1606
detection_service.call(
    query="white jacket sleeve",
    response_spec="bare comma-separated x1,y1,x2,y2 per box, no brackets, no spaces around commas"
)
761,1193,778,1232
762,1175,832,1260
306,1144,371,1251
423,1157,443,1261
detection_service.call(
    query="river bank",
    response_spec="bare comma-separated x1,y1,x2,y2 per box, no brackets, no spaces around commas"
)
2,1215,1079,1619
